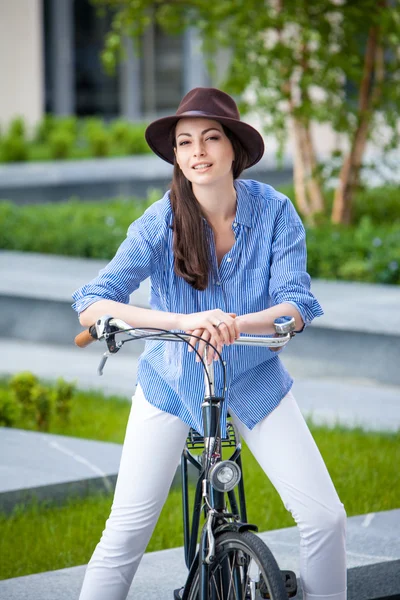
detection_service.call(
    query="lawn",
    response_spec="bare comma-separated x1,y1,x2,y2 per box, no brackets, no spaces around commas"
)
0,383,399,580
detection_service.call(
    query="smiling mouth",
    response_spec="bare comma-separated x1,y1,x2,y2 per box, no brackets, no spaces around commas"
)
193,163,212,170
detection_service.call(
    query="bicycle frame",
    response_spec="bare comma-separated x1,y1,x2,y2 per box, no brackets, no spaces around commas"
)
182,348,260,600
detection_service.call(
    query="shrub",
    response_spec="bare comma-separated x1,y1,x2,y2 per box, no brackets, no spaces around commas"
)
305,216,400,284
54,378,75,423
88,128,111,157
8,117,25,138
31,384,54,431
0,389,21,426
83,118,105,138
352,186,400,225
9,372,38,422
0,134,29,162
56,116,78,139
34,115,55,144
48,130,75,159
5,373,76,431
110,119,131,146
0,187,399,285
124,125,151,154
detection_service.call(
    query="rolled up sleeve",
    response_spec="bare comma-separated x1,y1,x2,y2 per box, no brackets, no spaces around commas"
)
72,206,166,315
268,198,323,330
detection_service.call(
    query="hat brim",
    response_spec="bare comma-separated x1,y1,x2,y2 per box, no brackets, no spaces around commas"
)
145,113,264,170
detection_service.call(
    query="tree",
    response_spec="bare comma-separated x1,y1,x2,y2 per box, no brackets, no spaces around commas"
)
93,0,400,225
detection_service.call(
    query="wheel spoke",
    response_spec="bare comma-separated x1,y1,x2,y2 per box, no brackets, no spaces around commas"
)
187,531,288,600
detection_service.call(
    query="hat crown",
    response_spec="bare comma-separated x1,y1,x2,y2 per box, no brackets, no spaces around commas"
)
176,87,240,121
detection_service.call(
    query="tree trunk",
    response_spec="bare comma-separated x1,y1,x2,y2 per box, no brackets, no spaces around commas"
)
292,118,312,219
331,25,383,224
303,126,325,213
292,117,324,222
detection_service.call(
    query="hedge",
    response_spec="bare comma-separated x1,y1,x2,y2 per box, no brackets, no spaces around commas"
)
0,116,152,163
0,186,399,285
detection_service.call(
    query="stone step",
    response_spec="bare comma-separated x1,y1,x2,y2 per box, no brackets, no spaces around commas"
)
1,251,400,384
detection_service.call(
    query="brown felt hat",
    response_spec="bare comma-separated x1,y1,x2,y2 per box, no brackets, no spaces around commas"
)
145,87,265,169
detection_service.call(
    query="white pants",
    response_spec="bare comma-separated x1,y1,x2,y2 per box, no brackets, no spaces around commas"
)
79,386,347,600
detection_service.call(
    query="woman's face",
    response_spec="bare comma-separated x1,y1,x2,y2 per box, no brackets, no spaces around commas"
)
174,118,235,187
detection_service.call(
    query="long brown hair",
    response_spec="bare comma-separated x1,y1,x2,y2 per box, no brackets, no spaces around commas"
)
169,125,249,291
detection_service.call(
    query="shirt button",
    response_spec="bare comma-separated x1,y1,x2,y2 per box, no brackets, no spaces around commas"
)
226,257,232,262
233,222,238,227
225,386,228,391
223,361,227,366
216,281,221,286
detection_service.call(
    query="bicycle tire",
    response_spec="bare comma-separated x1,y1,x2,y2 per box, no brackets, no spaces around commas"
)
184,530,288,599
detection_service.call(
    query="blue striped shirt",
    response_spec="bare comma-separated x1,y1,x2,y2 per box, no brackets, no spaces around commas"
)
72,179,323,435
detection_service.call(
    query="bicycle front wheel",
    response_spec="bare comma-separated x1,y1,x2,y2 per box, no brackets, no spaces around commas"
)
185,530,288,599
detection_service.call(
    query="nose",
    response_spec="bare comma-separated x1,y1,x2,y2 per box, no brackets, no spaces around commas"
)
193,139,206,157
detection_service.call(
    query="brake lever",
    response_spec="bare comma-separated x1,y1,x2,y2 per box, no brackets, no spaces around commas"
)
98,352,111,376
95,315,122,375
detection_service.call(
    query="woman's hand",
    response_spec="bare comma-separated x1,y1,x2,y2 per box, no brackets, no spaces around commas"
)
178,310,239,364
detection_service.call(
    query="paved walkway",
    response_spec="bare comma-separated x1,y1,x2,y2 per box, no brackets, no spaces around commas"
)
1,510,399,599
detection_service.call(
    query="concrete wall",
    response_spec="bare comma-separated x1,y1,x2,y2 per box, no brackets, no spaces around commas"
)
0,0,44,131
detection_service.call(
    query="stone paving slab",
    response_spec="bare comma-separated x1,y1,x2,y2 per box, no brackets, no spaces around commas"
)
0,428,122,513
0,510,399,599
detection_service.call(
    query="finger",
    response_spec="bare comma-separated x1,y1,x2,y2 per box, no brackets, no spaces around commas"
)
205,321,223,345
233,319,240,339
197,331,210,363
214,341,223,362
216,322,230,346
220,318,236,344
188,329,202,352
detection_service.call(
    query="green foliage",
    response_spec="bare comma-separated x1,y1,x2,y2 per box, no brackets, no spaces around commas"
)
54,378,76,423
87,127,111,158
9,372,38,422
0,116,152,163
8,117,26,138
305,217,400,285
0,389,22,426
124,125,149,154
6,373,74,431
0,376,130,443
0,134,29,162
34,114,55,143
92,0,400,222
0,193,155,259
0,186,399,285
48,130,75,159
110,119,131,145
31,384,54,431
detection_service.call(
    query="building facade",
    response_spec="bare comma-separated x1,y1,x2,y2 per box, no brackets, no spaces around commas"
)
0,0,211,129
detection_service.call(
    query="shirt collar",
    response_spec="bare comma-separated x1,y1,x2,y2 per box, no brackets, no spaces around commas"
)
233,180,253,228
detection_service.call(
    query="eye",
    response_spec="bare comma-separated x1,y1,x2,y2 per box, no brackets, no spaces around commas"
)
206,136,220,141
178,140,190,146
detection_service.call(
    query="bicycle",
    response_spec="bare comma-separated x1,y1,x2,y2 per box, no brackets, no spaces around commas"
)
75,314,299,599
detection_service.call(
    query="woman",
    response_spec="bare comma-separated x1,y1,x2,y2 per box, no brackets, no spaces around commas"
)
72,87,347,600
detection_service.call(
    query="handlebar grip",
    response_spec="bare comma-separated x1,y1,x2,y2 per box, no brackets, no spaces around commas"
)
74,325,98,348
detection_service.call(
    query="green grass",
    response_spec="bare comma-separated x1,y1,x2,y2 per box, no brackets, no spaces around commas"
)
0,384,399,581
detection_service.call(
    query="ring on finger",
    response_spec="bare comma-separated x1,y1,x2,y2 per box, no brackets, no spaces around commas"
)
214,320,224,329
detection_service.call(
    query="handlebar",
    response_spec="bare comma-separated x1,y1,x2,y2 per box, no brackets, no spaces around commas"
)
74,315,296,380
74,315,296,349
